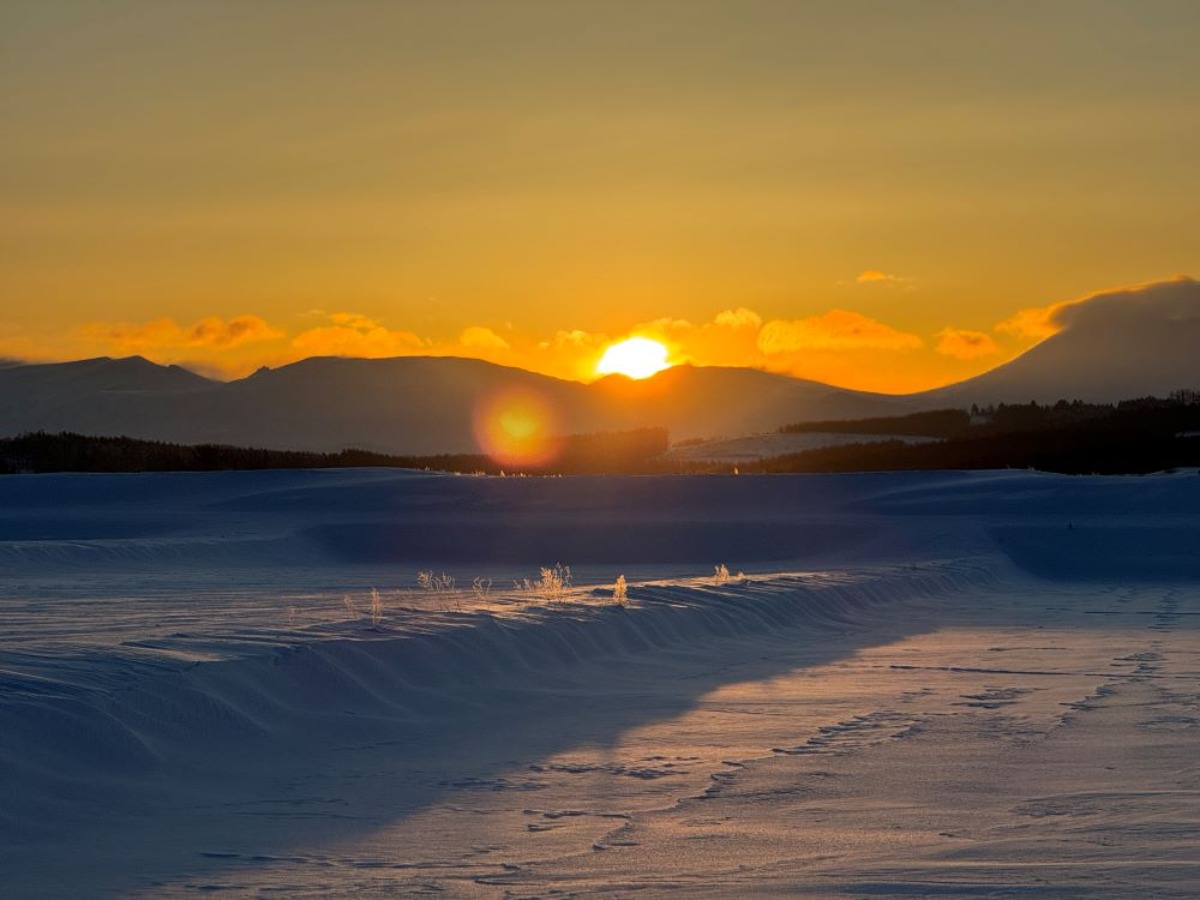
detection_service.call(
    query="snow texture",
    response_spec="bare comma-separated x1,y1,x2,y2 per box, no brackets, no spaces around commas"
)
2,468,1198,897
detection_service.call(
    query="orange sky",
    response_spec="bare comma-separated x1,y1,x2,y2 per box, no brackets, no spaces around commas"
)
3,2,1198,392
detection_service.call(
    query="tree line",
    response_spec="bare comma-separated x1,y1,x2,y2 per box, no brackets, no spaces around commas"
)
3,392,1198,476
754,392,1200,475
0,427,669,476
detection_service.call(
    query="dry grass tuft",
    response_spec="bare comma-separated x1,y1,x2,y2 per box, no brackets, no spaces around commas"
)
518,563,573,603
613,574,628,607
417,570,455,593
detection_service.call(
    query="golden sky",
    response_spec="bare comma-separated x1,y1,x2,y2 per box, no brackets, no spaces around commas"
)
3,1,1198,392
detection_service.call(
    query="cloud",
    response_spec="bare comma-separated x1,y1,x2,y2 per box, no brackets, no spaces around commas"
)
855,269,916,291
997,276,1199,340
713,307,762,329
935,327,999,359
291,312,425,358
82,314,283,352
1049,275,1199,329
327,312,379,329
634,316,696,335
458,325,510,351
758,310,923,354
540,329,611,352
995,306,1063,340
187,315,283,348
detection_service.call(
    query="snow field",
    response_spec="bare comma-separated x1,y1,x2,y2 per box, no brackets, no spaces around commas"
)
1,468,1197,896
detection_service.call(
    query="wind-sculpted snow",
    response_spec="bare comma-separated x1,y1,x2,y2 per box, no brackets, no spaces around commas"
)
0,559,986,896
1,468,1198,896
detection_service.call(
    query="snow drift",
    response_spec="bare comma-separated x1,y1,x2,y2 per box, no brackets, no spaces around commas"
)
1,467,1198,896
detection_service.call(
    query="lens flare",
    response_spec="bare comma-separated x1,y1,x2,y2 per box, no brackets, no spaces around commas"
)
596,337,670,379
473,389,562,468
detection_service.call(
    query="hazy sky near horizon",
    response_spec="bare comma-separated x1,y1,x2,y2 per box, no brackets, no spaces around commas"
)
3,1,1198,390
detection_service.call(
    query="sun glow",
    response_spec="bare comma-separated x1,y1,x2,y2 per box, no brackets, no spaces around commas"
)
472,389,563,468
595,337,671,380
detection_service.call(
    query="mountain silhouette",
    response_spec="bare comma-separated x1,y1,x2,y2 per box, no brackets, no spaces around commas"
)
0,354,897,453
914,277,1200,407
2,278,1196,453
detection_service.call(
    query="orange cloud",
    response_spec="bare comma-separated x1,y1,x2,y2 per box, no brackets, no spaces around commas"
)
995,305,1064,340
758,310,923,354
712,307,762,329
855,269,915,290
543,329,606,350
935,327,999,359
291,312,425,357
526,329,611,380
81,314,283,352
671,309,763,367
633,316,696,336
327,312,379,329
187,315,283,348
459,325,510,351
997,276,1199,342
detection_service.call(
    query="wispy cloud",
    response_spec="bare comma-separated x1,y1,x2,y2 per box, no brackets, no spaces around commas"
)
634,316,696,334
459,325,510,351
540,329,609,351
291,312,425,357
855,269,916,291
935,327,999,359
712,307,762,329
187,315,284,348
995,305,1063,340
81,315,283,352
758,310,923,354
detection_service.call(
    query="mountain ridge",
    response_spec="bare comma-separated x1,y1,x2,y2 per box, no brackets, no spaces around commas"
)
0,354,900,453
909,277,1199,407
2,278,1196,454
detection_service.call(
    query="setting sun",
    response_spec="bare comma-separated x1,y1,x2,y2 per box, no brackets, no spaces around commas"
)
595,337,671,380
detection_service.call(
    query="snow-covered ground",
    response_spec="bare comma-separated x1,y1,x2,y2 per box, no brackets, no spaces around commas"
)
2,468,1198,897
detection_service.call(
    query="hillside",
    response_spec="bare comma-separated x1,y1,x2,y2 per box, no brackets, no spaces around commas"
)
0,355,899,454
911,278,1200,407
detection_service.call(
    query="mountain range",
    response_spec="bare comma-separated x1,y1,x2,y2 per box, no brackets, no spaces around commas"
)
2,278,1196,454
0,355,903,454
918,277,1200,408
